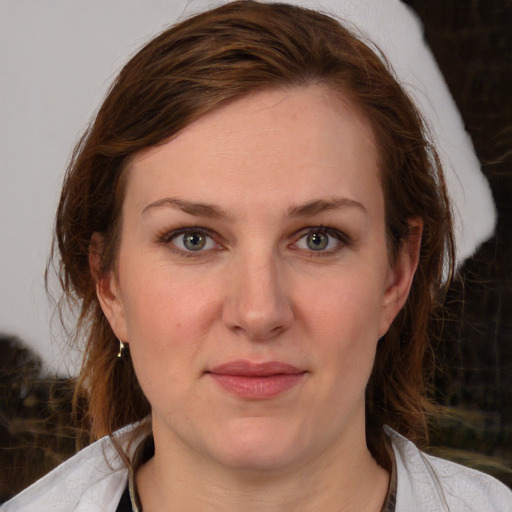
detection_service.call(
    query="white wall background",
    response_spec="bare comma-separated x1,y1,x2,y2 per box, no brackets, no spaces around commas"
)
0,0,495,375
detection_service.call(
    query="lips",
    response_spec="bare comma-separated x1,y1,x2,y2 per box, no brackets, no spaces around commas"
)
206,360,306,399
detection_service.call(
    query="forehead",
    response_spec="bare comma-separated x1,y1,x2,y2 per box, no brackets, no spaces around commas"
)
125,86,380,216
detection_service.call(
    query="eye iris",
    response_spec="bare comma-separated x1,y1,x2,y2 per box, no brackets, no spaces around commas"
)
307,232,328,250
183,232,206,251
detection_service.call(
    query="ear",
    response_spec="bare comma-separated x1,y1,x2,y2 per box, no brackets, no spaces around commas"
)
378,219,423,337
89,233,129,342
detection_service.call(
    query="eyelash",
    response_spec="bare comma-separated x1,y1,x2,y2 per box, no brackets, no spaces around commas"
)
156,225,349,258
156,226,220,258
291,226,349,255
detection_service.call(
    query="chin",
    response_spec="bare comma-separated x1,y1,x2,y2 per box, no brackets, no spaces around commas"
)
208,418,304,472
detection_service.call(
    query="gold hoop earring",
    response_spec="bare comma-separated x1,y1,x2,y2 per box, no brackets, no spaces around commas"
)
117,339,126,358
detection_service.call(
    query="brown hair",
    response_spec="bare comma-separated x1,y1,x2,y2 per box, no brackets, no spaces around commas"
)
51,0,454,467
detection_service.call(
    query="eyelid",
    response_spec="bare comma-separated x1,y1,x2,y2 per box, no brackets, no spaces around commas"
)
155,225,348,257
291,226,348,253
160,226,214,242
158,226,223,256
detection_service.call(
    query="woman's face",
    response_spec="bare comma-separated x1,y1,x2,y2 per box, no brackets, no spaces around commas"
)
98,86,418,473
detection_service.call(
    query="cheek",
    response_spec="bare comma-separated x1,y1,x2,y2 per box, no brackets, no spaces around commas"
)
118,263,221,380
300,271,384,384
121,255,217,331
302,269,384,340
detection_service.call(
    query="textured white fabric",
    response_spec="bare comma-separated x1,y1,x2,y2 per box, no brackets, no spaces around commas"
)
2,425,511,511
385,427,512,511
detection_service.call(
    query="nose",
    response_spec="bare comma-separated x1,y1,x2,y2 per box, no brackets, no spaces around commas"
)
222,252,294,341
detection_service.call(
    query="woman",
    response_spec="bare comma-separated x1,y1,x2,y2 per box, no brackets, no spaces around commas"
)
3,1,511,511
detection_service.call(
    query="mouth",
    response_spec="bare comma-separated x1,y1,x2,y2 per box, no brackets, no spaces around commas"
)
206,360,307,399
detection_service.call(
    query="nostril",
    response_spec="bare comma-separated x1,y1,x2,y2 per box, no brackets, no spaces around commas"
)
223,302,294,341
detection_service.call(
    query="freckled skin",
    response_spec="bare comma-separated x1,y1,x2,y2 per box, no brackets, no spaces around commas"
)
97,86,419,511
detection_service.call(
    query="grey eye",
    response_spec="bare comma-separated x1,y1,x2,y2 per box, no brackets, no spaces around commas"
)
294,228,345,253
306,232,329,251
168,229,219,254
182,232,206,251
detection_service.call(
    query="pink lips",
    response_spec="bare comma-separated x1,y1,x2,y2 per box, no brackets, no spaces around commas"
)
207,360,306,399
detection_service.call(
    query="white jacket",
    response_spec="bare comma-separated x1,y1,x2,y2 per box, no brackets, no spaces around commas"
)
2,425,511,511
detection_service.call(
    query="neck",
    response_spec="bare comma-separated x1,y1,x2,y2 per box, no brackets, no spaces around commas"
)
136,420,389,512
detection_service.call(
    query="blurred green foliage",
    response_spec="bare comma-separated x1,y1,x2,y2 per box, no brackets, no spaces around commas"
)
0,335,89,503
428,406,512,487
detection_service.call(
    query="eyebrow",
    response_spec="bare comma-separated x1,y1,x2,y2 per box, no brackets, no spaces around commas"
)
142,196,367,218
287,197,367,217
142,197,229,218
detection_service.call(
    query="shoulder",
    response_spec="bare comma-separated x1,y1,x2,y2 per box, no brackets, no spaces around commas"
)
0,424,139,512
386,427,512,512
